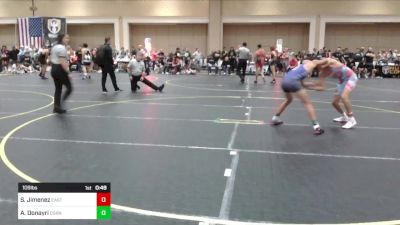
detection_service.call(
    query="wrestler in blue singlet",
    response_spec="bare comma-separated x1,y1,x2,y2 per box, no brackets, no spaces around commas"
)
281,64,309,92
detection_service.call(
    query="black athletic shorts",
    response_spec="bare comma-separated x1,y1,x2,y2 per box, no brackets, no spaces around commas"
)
365,63,374,71
269,59,279,66
357,62,365,68
39,59,46,65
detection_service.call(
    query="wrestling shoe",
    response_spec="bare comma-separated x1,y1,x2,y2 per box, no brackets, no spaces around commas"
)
333,115,348,123
159,84,165,92
271,116,283,126
53,108,66,114
342,117,357,129
313,125,325,135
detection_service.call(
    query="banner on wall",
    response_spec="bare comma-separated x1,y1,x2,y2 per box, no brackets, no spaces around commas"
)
144,38,152,56
42,17,67,47
276,39,283,53
17,17,43,49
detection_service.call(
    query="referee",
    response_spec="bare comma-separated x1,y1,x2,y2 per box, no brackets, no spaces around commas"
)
50,34,73,114
237,42,251,84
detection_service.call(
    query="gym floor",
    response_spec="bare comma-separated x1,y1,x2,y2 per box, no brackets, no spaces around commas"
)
1,72,400,225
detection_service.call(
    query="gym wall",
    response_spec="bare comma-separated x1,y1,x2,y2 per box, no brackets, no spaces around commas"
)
222,0,400,16
129,24,207,55
325,23,400,51
2,0,400,18
223,24,309,52
0,0,209,17
0,25,16,47
68,24,115,50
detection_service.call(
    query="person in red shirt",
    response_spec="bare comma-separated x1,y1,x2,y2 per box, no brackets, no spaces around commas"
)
288,53,298,72
254,44,267,84
151,50,158,71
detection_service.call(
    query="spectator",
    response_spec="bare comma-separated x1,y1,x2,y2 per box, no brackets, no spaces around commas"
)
269,46,279,84
164,53,173,74
18,46,25,63
182,48,190,70
288,53,299,72
150,49,158,71
20,50,33,73
172,53,182,75
221,47,230,75
228,46,237,75
75,46,83,74
365,47,376,78
38,46,49,79
254,44,267,84
192,48,202,72
157,49,166,74
8,46,19,67
81,43,92,79
1,45,9,72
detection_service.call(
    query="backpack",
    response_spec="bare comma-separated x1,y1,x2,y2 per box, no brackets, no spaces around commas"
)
83,52,92,64
95,44,106,65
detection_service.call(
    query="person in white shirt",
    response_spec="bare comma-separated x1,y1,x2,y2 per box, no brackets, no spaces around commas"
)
50,34,73,114
237,42,251,84
127,51,165,93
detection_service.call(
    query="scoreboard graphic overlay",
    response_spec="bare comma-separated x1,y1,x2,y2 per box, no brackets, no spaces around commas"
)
18,183,111,220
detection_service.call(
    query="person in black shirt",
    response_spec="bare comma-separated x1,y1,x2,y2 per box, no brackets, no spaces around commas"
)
144,55,151,75
341,48,349,63
38,47,49,79
164,53,173,74
228,47,236,75
76,46,83,74
221,47,229,75
346,53,355,70
352,48,363,77
332,47,342,60
157,50,166,74
353,48,363,64
212,50,221,75
365,47,376,78
8,46,19,64
131,48,137,57
100,37,121,93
